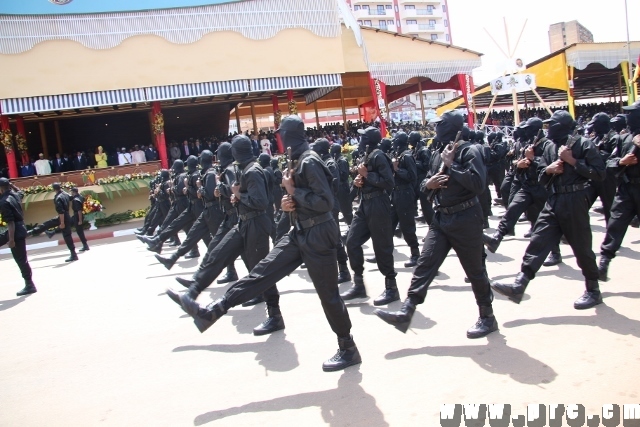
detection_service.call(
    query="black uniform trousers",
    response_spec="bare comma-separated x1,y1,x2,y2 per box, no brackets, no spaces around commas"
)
193,213,274,308
337,183,353,225
390,187,419,255
332,207,349,265
142,203,156,230
203,210,239,274
522,190,598,280
487,164,505,198
0,229,32,281
601,183,640,259
479,185,492,218
500,172,515,208
588,170,617,224
173,203,223,257
159,197,189,234
346,193,396,278
147,199,171,232
72,212,88,248
418,190,435,225
223,219,352,337
31,214,75,253
157,200,201,242
267,204,277,243
498,184,547,235
407,203,492,307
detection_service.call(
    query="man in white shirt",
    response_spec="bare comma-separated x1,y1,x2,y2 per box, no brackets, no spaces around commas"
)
118,148,132,166
34,153,52,176
131,145,146,164
260,135,272,156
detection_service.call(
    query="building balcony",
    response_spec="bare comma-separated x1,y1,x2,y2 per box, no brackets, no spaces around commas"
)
399,8,443,18
403,23,446,33
367,9,390,16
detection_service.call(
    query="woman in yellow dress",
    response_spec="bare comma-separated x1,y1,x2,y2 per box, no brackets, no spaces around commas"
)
95,146,108,169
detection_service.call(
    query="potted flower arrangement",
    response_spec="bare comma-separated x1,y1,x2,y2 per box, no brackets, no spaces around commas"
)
82,195,106,230
0,212,7,234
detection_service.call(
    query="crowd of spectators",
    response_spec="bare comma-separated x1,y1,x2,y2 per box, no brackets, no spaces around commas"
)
475,101,624,126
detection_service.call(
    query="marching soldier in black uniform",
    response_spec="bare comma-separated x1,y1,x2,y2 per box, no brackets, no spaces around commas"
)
390,131,420,267
492,110,606,310
0,178,36,296
69,187,89,252
588,112,618,224
29,182,78,262
341,126,398,306
312,138,351,284
474,130,492,228
413,131,435,225
167,135,276,335
157,160,190,247
258,153,277,242
134,173,161,236
331,143,353,226
598,101,640,281
499,123,526,209
270,157,284,223
143,170,172,238
140,156,200,255
170,115,361,372
486,131,508,202
375,110,498,338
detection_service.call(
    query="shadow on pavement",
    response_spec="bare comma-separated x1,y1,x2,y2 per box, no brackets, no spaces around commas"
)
174,332,299,373
193,367,388,426
0,295,28,312
503,304,640,339
385,333,557,385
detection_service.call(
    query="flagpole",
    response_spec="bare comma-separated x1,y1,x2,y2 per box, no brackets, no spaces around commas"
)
624,0,634,103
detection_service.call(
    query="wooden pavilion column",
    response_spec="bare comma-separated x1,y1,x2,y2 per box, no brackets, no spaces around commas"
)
418,80,426,126
235,106,242,134
15,116,29,166
250,102,258,134
151,102,169,169
38,122,49,158
54,121,63,154
339,87,347,132
314,101,321,129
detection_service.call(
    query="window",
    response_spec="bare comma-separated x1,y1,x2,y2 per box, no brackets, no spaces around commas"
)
406,19,417,25
427,5,434,11
385,4,392,9
354,5,360,10
442,5,446,12
431,34,438,40
377,5,385,11
444,19,448,27
438,93,445,101
363,20,372,26
388,20,394,25
446,34,450,42
379,20,387,29
404,5,415,9
357,20,363,25
429,19,436,25
361,5,369,10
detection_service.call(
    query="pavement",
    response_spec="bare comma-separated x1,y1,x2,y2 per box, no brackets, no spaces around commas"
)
1,195,640,426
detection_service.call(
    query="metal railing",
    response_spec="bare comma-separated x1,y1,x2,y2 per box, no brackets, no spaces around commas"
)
474,124,516,139
368,9,388,15
418,24,436,30
416,9,434,15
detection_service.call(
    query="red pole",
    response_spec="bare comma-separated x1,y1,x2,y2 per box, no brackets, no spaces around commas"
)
15,116,29,166
272,95,284,154
151,102,169,169
0,114,18,179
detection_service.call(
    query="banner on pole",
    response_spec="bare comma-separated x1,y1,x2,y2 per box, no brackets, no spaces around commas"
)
490,74,537,96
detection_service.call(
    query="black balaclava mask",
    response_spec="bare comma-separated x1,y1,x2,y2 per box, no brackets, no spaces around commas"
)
217,142,233,169
379,138,392,154
523,117,543,140
623,101,640,132
258,153,271,168
199,150,214,170
231,135,255,167
408,131,422,149
467,129,476,143
186,155,199,172
359,126,382,151
277,115,308,161
392,131,409,154
171,159,184,174
610,114,627,133
330,143,342,160
270,158,279,170
475,131,486,144
544,110,576,142
496,132,504,143
311,138,330,158
487,132,497,144
589,112,611,136
160,170,170,182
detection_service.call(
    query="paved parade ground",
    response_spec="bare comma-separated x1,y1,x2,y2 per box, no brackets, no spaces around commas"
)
2,202,640,426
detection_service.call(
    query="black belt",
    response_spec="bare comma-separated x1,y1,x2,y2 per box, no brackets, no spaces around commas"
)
296,212,334,230
394,184,412,191
239,210,265,221
225,208,236,215
436,197,478,215
362,190,385,200
551,183,590,194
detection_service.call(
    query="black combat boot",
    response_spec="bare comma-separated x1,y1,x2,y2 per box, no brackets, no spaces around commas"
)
631,216,639,228
180,296,228,333
574,280,603,310
155,253,178,270
524,228,533,238
16,280,37,297
146,237,163,254
340,274,367,300
166,288,185,309
65,252,79,263
322,334,362,372
394,227,402,238
404,247,420,268
467,305,498,339
373,277,400,306
491,272,530,304
598,256,611,282
134,227,147,235
79,246,89,252
365,256,377,264
374,298,416,333
253,306,285,336
242,295,264,307
542,252,562,267
337,263,352,284
168,236,181,247
483,218,490,229
45,230,56,239
175,276,196,289
184,248,200,259
482,231,503,253
217,268,238,284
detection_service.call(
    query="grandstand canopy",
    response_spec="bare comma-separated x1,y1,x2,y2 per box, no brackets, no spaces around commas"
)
437,41,640,115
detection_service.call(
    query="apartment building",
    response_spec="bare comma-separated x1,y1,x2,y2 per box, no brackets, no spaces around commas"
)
347,0,456,113
548,20,594,53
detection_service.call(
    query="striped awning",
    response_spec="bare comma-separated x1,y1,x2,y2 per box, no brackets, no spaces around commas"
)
304,86,339,105
369,59,483,86
0,74,343,114
0,88,146,115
